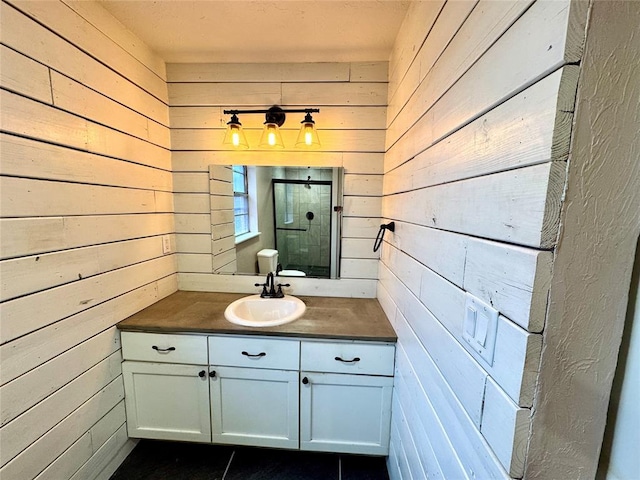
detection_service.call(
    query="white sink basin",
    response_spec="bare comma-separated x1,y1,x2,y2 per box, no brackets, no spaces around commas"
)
224,294,306,327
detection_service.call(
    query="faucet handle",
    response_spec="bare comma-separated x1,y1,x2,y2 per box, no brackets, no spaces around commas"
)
275,283,290,298
254,282,268,297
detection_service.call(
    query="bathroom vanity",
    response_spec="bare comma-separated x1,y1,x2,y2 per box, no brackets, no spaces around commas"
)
117,291,397,456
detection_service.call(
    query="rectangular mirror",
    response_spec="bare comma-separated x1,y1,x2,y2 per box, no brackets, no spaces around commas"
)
209,165,343,279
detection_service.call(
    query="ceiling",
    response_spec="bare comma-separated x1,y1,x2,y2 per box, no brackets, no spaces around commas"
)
97,0,411,64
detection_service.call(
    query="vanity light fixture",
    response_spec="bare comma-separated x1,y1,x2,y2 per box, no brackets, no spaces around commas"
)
223,106,320,150
222,113,249,149
295,112,321,149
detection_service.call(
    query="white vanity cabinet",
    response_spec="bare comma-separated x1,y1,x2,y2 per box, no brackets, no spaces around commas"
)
120,332,211,443
300,340,395,455
208,335,300,449
119,330,396,455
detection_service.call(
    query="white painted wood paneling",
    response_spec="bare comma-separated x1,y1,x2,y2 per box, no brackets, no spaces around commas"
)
387,0,446,100
71,425,134,480
387,0,533,146
0,278,174,386
1,256,175,344
389,305,508,480
382,242,542,407
0,330,120,429
0,133,172,192
350,62,388,82
0,177,169,217
10,0,168,102
178,273,377,298
0,353,121,466
176,234,212,254
343,196,383,218
1,90,171,170
167,62,350,83
169,82,282,106
0,3,175,478
385,67,578,186
343,153,384,174
0,213,174,260
390,393,429,480
379,264,487,426
0,380,124,480
381,0,587,477
394,344,466,479
0,2,168,125
382,162,566,249
282,82,388,106
481,378,530,477
387,0,476,127
50,72,170,149
464,238,553,333
0,236,167,301
387,0,584,163
0,45,53,103
384,221,467,287
61,0,166,79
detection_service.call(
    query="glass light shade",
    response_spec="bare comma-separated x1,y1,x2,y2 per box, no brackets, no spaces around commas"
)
259,122,285,149
295,121,321,149
223,122,249,149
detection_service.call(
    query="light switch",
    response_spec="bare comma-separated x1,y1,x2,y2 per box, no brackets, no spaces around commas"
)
476,310,490,347
464,306,477,338
462,292,499,366
162,235,172,254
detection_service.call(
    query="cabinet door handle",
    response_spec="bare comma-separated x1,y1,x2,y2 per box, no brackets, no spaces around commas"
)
335,356,361,363
302,376,309,385
198,370,206,378
209,370,216,378
241,351,266,358
152,346,176,353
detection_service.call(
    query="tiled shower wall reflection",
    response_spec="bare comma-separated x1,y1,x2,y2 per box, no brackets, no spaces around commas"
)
273,167,332,276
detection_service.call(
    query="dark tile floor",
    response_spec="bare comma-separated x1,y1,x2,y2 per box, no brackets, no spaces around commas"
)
110,440,390,480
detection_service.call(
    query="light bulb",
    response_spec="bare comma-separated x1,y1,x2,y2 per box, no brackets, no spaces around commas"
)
232,131,240,146
268,131,276,146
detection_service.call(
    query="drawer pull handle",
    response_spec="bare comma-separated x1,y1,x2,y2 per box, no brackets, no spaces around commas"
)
152,346,176,353
335,356,361,363
198,370,206,378
241,351,267,358
302,376,309,385
209,370,216,378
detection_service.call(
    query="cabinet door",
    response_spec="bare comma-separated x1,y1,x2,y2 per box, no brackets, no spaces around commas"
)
210,366,299,449
300,372,393,455
122,361,211,443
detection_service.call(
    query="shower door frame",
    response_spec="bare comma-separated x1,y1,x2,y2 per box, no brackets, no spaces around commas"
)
271,178,336,278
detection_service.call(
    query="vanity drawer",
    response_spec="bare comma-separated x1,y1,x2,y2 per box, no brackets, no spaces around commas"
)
301,341,395,376
209,336,299,370
121,331,208,365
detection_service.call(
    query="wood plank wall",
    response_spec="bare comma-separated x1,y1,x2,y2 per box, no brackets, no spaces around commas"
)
0,1,177,479
167,62,387,297
380,1,588,479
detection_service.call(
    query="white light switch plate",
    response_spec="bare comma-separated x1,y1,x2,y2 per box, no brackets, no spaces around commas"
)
162,235,172,254
462,292,499,366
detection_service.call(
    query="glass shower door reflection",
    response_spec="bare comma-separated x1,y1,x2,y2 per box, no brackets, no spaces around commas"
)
273,180,332,278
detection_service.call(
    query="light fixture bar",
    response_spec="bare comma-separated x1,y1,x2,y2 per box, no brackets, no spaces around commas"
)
223,108,320,115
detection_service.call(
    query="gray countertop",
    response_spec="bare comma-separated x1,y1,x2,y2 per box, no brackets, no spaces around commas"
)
117,291,397,342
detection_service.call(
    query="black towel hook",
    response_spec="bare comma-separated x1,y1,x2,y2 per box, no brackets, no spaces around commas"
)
373,222,395,252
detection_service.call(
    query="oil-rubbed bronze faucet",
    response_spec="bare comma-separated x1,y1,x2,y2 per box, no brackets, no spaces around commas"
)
254,272,289,298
